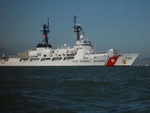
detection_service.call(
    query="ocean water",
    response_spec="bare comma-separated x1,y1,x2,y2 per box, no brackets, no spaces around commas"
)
0,67,149,113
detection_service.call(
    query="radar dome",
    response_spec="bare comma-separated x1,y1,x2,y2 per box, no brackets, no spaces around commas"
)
80,35,84,39
109,49,114,52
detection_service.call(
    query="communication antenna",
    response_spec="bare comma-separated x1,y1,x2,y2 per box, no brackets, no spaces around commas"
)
74,15,77,31
48,18,49,31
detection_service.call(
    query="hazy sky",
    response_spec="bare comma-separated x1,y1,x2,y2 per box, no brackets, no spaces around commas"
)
0,0,150,58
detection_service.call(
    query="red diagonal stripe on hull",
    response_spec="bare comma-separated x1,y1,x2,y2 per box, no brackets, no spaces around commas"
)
106,56,119,66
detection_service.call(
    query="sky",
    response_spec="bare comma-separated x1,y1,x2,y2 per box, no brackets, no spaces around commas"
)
0,0,150,58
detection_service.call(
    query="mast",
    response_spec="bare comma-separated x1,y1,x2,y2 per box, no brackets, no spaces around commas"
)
45,18,50,46
41,18,51,47
73,16,82,41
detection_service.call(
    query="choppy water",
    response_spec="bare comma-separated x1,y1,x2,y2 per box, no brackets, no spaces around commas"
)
0,67,150,113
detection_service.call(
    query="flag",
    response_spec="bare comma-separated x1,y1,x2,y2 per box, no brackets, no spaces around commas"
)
42,34,45,38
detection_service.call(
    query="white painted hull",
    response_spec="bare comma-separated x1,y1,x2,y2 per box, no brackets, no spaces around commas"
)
0,53,139,66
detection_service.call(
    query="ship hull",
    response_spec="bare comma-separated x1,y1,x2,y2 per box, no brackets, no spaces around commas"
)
0,53,139,66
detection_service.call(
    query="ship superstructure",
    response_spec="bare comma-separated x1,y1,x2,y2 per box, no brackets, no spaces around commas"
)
0,16,139,66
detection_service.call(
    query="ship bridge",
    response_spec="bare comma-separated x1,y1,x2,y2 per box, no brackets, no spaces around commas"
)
80,40,91,46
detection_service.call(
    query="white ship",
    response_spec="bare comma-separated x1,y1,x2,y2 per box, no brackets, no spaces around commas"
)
0,16,139,66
